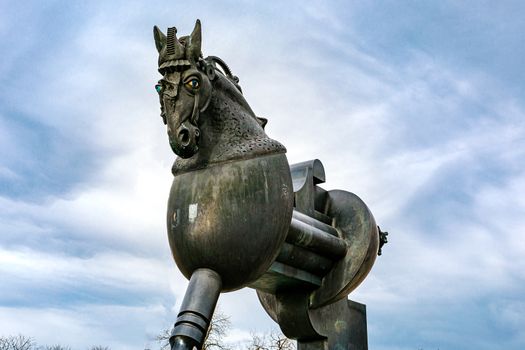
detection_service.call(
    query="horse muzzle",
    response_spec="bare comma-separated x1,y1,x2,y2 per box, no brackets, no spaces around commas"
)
169,120,200,158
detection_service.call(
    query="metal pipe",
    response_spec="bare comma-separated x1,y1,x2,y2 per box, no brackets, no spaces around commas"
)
287,217,347,258
170,336,197,350
170,268,222,350
292,210,338,237
276,242,334,276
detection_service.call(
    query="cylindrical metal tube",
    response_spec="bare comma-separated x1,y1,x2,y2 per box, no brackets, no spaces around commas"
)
286,217,347,258
170,268,222,350
276,242,334,276
170,335,197,350
292,210,338,237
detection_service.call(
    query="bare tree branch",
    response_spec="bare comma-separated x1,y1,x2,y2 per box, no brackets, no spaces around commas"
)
202,311,232,350
41,345,72,350
0,335,34,350
246,332,270,350
155,328,172,350
268,332,295,350
246,332,295,350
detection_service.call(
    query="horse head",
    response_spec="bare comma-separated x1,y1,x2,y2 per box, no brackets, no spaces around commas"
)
154,20,284,173
153,20,211,158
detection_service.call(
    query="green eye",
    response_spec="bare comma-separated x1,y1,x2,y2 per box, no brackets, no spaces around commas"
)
155,84,162,93
185,78,200,90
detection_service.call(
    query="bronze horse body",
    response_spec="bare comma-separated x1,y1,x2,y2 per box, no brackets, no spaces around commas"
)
153,20,385,350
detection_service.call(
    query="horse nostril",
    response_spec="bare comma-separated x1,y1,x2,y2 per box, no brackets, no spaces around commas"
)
179,128,190,146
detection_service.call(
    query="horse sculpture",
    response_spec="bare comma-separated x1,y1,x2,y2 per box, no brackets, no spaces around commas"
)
153,20,387,350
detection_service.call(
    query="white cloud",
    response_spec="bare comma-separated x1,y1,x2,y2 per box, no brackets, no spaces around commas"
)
0,304,171,350
0,247,174,294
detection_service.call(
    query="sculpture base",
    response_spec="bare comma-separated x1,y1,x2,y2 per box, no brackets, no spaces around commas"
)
297,299,368,350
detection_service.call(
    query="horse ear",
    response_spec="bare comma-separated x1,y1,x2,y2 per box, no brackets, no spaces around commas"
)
153,26,167,53
256,116,268,129
187,19,202,62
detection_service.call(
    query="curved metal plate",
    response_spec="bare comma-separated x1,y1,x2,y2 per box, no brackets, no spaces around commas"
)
309,190,379,308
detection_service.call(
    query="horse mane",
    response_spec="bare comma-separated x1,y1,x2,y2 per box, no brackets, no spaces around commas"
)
204,57,262,124
212,69,256,118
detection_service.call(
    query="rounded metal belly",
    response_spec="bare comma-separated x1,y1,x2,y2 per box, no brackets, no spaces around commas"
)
167,153,294,291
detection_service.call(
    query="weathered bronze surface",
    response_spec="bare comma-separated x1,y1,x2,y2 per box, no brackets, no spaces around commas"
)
167,154,293,291
152,19,387,350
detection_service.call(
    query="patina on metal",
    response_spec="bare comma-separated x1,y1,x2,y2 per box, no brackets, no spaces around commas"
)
153,19,387,350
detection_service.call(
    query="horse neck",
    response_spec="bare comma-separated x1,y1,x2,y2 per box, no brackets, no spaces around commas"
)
202,79,265,143
193,74,264,157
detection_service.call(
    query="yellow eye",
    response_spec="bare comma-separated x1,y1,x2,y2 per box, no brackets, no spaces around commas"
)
185,78,200,90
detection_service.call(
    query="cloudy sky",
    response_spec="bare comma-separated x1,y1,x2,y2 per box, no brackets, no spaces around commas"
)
1,1,524,349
